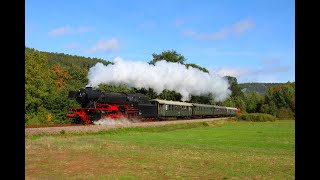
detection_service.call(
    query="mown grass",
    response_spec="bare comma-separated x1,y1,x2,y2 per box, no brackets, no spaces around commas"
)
25,120,295,179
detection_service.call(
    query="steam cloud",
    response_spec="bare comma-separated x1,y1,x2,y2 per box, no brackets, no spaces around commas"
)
87,57,231,101
93,118,139,126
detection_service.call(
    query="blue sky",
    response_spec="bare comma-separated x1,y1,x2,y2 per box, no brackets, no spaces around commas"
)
26,0,295,83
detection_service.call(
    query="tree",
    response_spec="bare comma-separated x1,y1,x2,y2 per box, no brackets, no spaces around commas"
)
185,63,209,73
66,64,89,90
133,88,158,99
158,89,182,101
221,97,235,107
262,82,295,118
149,50,186,65
245,92,263,113
25,49,54,113
234,96,246,113
51,64,71,91
98,84,131,93
225,76,245,99
188,94,212,104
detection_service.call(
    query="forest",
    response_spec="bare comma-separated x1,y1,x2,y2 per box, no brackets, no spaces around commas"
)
25,47,295,125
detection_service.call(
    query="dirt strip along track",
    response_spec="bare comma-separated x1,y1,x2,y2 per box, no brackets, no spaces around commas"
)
25,117,229,136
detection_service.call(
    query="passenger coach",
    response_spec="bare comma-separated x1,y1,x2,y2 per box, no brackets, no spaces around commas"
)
150,99,193,119
191,103,214,118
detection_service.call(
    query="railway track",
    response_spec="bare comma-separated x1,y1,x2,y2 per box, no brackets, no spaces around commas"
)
25,117,230,136
25,123,89,128
25,119,158,129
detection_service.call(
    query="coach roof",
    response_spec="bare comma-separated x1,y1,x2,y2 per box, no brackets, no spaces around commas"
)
150,99,193,106
192,103,214,108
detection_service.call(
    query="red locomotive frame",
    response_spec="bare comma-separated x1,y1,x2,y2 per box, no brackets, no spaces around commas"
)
66,103,139,124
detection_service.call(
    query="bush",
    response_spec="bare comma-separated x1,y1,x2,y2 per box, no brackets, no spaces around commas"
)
235,113,276,122
276,107,295,120
25,111,53,125
202,122,209,126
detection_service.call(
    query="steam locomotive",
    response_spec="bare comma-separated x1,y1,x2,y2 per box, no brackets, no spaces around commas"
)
66,87,240,124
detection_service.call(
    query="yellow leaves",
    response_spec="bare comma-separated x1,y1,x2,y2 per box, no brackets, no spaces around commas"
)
47,113,53,122
51,64,71,90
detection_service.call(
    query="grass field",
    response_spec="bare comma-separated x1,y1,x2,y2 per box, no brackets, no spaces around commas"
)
25,120,295,179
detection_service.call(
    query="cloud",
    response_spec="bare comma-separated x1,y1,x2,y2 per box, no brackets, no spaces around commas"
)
138,21,156,29
48,25,94,36
196,48,256,56
213,68,250,77
232,19,254,36
174,16,199,28
84,38,120,53
214,65,291,77
183,18,254,41
210,60,293,83
175,19,185,27
260,58,279,65
76,26,94,33
63,43,81,50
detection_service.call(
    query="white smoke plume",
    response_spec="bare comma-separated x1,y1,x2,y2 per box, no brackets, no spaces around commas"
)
87,57,231,101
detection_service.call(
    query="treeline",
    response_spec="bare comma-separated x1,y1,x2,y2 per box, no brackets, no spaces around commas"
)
239,83,285,95
25,48,295,125
221,79,295,119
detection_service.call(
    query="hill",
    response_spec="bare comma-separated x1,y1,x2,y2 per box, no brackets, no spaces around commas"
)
25,47,111,68
239,83,286,95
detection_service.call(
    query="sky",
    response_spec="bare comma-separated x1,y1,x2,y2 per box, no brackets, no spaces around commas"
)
25,0,295,83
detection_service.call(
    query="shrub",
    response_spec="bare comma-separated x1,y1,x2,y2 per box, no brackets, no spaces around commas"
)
25,110,54,125
202,122,209,126
276,107,295,120
235,113,276,122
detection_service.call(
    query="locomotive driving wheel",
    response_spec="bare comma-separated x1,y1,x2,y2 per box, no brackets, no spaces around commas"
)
72,115,82,124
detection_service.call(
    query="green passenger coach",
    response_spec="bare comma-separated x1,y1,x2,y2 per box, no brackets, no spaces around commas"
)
213,106,228,117
191,103,214,118
150,99,193,119
226,107,238,116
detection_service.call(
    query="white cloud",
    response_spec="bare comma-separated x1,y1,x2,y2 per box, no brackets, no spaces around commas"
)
76,26,94,33
138,21,156,29
183,18,254,41
63,43,81,50
84,38,120,53
174,16,199,28
175,19,185,27
232,19,254,36
260,58,279,65
48,25,94,36
48,26,72,36
210,61,293,83
213,68,250,77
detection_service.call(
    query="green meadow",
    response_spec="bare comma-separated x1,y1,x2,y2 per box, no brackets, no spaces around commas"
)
25,120,295,179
